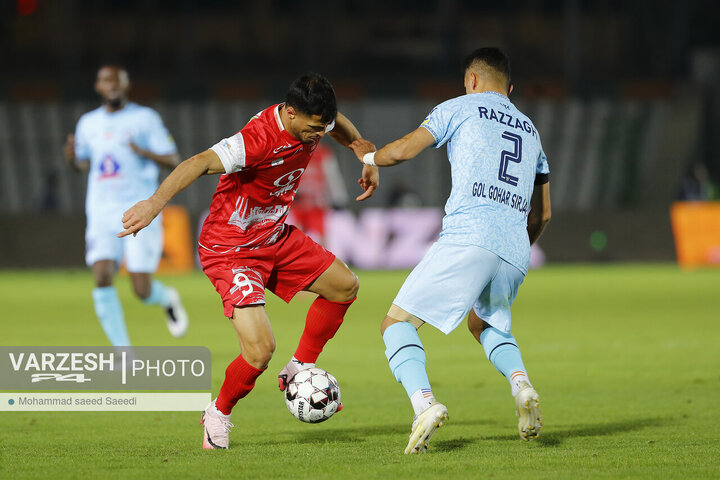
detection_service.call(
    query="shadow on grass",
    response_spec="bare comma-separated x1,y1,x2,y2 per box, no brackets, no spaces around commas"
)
288,423,409,445
278,423,482,453
258,416,669,453
432,436,475,452
483,417,674,447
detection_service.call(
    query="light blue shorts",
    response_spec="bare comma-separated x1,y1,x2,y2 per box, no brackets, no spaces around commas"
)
393,241,525,335
85,211,163,273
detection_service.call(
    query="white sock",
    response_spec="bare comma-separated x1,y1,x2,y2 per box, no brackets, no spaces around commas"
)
212,399,231,419
509,370,531,397
291,356,315,370
410,388,436,416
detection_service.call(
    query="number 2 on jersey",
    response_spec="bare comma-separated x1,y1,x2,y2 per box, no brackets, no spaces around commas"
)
498,131,522,187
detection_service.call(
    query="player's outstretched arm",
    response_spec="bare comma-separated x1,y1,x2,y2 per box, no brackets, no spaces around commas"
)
129,143,180,168
527,182,551,245
349,127,435,167
118,149,224,238
327,112,361,147
328,112,380,201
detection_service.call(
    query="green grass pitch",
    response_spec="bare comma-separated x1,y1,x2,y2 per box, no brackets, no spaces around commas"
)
1,265,719,479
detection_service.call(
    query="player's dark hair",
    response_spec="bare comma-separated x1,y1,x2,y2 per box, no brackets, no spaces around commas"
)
463,47,511,88
285,73,337,124
97,61,129,77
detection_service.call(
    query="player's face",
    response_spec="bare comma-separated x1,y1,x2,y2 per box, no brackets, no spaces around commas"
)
288,110,329,144
95,67,130,109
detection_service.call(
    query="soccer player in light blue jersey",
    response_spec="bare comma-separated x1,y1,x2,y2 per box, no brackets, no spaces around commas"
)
64,65,189,346
350,48,551,454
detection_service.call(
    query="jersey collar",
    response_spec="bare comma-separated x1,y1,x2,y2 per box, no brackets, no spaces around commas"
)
274,104,285,132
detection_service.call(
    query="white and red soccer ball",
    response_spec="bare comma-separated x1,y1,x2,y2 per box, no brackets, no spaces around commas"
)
284,367,341,423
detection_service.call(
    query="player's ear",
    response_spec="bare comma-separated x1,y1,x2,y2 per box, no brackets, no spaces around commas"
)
464,71,476,93
508,84,514,96
286,106,296,119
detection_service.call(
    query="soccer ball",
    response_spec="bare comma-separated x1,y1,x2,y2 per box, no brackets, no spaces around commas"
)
284,367,341,423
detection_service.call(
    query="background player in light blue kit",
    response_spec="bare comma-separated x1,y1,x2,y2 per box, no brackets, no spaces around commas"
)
64,65,189,346
350,48,551,454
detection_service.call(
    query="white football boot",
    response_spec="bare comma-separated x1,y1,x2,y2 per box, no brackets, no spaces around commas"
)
405,402,449,454
514,382,543,441
277,358,313,391
165,287,189,338
201,401,234,449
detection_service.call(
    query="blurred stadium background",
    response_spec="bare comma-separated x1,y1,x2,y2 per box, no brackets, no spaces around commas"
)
1,0,719,268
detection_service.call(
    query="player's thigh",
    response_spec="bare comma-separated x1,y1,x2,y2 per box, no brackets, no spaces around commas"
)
124,215,163,273
304,258,358,302
270,226,346,302
472,260,525,334
230,305,276,368
393,242,501,335
199,247,271,318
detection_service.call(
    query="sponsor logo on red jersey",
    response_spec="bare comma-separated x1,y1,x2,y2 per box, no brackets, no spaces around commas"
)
200,104,319,250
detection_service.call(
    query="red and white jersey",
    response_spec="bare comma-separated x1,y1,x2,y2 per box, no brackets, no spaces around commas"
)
199,104,335,250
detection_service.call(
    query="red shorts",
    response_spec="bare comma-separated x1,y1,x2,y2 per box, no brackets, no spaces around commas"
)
199,225,336,318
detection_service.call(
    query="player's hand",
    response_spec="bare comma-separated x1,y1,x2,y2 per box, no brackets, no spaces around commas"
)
129,142,146,156
349,139,376,162
356,164,379,201
64,134,76,164
118,198,162,238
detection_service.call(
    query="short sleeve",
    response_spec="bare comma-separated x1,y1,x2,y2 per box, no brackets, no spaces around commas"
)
145,110,177,155
210,122,269,174
535,148,550,184
419,100,460,148
73,116,91,162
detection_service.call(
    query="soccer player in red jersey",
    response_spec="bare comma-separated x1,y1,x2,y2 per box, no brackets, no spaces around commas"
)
119,73,379,449
286,143,348,245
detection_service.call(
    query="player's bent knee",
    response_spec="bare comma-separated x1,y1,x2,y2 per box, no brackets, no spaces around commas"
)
380,315,402,335
467,312,489,343
243,340,275,370
132,284,151,300
346,273,360,300
324,271,358,303
93,270,114,288
339,274,359,303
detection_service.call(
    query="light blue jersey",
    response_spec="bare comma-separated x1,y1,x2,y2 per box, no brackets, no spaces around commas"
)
74,102,176,270
421,92,549,274
74,102,177,216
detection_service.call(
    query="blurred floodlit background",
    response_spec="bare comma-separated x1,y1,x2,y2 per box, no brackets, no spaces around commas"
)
1,0,719,269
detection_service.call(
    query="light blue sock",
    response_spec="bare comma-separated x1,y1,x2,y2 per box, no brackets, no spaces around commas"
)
383,322,431,398
92,286,130,346
480,326,530,396
141,280,171,307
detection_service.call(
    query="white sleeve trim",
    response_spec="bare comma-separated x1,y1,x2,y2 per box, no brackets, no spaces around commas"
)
324,119,336,133
210,132,246,173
